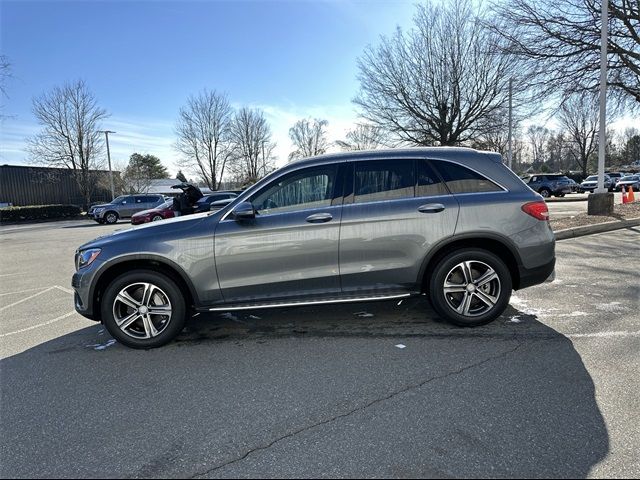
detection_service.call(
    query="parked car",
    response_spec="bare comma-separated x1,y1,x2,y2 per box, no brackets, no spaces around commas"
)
131,201,175,225
565,178,580,193
615,174,640,192
73,147,556,348
208,198,235,212
580,175,613,193
524,174,573,198
194,192,238,213
606,172,625,187
89,195,166,224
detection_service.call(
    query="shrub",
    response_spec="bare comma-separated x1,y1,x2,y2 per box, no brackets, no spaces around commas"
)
0,204,82,222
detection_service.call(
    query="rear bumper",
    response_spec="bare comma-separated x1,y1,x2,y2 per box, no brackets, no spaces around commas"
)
518,257,556,290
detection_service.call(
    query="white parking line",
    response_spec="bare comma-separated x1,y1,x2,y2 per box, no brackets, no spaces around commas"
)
54,285,74,295
0,273,23,277
0,287,50,297
0,311,77,337
0,287,55,312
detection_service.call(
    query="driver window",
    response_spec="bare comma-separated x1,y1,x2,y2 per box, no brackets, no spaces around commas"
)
251,165,337,215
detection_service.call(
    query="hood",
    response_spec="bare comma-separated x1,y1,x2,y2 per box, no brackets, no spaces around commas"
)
78,211,213,251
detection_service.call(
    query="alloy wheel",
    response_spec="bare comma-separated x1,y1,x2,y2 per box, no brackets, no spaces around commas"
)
443,261,501,317
112,282,172,339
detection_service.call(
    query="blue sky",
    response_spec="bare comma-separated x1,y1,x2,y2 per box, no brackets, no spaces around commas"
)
0,0,417,175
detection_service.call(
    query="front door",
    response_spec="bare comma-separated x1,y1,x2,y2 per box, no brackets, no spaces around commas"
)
214,164,343,304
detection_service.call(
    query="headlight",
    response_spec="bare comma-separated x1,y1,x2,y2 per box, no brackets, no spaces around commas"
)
93,207,105,213
75,248,101,270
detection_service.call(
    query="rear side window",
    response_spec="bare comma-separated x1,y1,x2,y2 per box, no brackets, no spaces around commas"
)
431,161,502,194
417,161,448,197
354,160,414,204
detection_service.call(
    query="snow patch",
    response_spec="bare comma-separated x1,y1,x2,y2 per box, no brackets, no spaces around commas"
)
354,311,374,318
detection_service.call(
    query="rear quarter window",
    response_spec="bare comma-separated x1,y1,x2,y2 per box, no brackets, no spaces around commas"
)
431,160,502,194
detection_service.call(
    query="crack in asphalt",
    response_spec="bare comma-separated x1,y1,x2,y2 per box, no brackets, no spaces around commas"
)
188,338,526,479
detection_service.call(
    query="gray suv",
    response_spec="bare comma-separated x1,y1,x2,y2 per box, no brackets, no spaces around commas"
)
89,195,165,224
73,148,555,348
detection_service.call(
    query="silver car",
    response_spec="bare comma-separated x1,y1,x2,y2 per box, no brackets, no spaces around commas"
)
73,148,555,348
89,194,166,224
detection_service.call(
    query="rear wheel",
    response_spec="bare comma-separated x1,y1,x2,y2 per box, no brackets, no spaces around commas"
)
428,249,512,327
101,270,187,348
539,188,551,198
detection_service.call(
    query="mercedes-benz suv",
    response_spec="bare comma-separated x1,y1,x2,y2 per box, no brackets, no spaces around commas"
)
72,148,555,348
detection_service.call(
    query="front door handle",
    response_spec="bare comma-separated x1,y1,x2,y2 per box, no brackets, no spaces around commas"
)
418,203,445,213
306,213,333,223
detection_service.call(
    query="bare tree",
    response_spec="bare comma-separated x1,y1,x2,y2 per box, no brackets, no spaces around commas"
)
288,118,329,160
228,107,276,185
336,124,385,151
526,125,551,166
558,94,599,176
175,90,233,190
354,0,530,146
27,80,108,208
490,0,640,107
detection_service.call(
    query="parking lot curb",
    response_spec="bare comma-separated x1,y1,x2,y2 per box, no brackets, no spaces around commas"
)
554,217,640,240
545,196,589,203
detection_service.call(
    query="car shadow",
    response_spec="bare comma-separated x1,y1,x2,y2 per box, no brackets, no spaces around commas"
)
62,221,127,229
0,300,609,478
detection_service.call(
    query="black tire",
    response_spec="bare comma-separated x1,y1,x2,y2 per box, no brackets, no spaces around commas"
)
538,188,551,198
152,215,163,222
428,248,512,327
104,211,119,225
101,270,187,349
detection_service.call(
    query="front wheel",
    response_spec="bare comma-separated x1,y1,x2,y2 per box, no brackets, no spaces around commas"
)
539,188,551,198
152,215,163,222
101,270,187,348
104,211,119,224
428,249,512,327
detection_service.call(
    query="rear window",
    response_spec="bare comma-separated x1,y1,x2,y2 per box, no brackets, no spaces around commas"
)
431,161,502,194
354,160,415,203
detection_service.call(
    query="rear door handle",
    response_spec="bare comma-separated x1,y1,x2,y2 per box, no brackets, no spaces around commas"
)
418,203,445,213
306,213,333,223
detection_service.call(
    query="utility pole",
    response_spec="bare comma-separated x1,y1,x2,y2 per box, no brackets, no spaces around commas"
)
588,0,613,215
596,0,608,194
99,130,116,199
508,77,513,170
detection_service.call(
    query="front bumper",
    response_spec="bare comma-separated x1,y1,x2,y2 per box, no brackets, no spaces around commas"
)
72,267,100,321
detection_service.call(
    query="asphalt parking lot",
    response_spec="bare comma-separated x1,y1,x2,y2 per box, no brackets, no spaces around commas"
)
1,218,638,478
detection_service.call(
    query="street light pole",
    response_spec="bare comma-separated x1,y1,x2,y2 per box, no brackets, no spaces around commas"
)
99,130,116,200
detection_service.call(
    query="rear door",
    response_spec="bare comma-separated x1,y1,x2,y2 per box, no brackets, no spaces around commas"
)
339,158,459,295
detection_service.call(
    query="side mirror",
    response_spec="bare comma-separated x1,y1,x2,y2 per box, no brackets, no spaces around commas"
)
232,202,255,220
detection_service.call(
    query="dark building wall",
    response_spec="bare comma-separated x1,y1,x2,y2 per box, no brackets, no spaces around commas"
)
0,165,115,207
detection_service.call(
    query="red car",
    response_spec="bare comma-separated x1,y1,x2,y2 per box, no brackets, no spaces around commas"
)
131,201,175,225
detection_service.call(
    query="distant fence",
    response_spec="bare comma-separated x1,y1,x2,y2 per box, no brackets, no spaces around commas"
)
0,165,115,208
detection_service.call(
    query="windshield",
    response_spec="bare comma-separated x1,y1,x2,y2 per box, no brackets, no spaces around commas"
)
111,196,126,204
158,201,173,209
585,176,597,181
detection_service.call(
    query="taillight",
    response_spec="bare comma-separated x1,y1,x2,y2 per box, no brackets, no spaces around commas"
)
522,201,549,221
